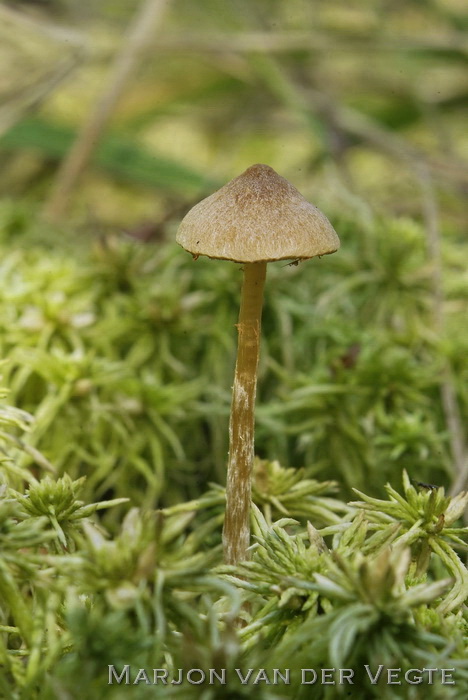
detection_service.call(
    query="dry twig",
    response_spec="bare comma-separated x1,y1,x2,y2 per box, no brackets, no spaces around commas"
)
42,0,171,224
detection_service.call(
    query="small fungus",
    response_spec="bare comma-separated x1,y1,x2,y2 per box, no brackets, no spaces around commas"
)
177,164,340,564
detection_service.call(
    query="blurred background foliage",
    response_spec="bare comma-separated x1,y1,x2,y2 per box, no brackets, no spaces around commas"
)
0,0,467,509
0,0,467,226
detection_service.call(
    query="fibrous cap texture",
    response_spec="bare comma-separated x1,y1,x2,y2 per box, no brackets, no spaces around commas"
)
176,164,340,263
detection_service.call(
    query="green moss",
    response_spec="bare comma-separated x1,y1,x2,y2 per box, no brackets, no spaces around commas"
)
0,202,466,698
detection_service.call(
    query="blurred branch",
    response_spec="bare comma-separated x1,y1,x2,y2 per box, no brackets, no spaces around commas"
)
152,31,468,55
418,167,468,496
0,55,81,136
0,5,85,136
247,54,468,187
42,0,171,224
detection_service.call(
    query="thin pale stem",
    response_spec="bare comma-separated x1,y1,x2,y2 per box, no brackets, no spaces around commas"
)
223,261,267,565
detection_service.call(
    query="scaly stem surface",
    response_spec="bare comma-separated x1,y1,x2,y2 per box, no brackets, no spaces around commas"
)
223,261,267,564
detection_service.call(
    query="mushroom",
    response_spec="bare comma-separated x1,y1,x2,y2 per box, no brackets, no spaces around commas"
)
177,164,340,564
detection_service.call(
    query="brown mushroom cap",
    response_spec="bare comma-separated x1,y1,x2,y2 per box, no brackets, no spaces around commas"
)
176,163,340,263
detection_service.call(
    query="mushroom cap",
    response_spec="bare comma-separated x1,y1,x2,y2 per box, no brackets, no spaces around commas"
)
176,164,340,263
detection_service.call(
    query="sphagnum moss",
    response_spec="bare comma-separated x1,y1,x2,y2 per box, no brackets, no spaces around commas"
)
0,202,466,698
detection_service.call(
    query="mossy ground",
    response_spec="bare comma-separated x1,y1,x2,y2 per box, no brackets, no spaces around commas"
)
0,202,466,699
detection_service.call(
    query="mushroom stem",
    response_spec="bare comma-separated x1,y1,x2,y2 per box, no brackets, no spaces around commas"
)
223,260,267,565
